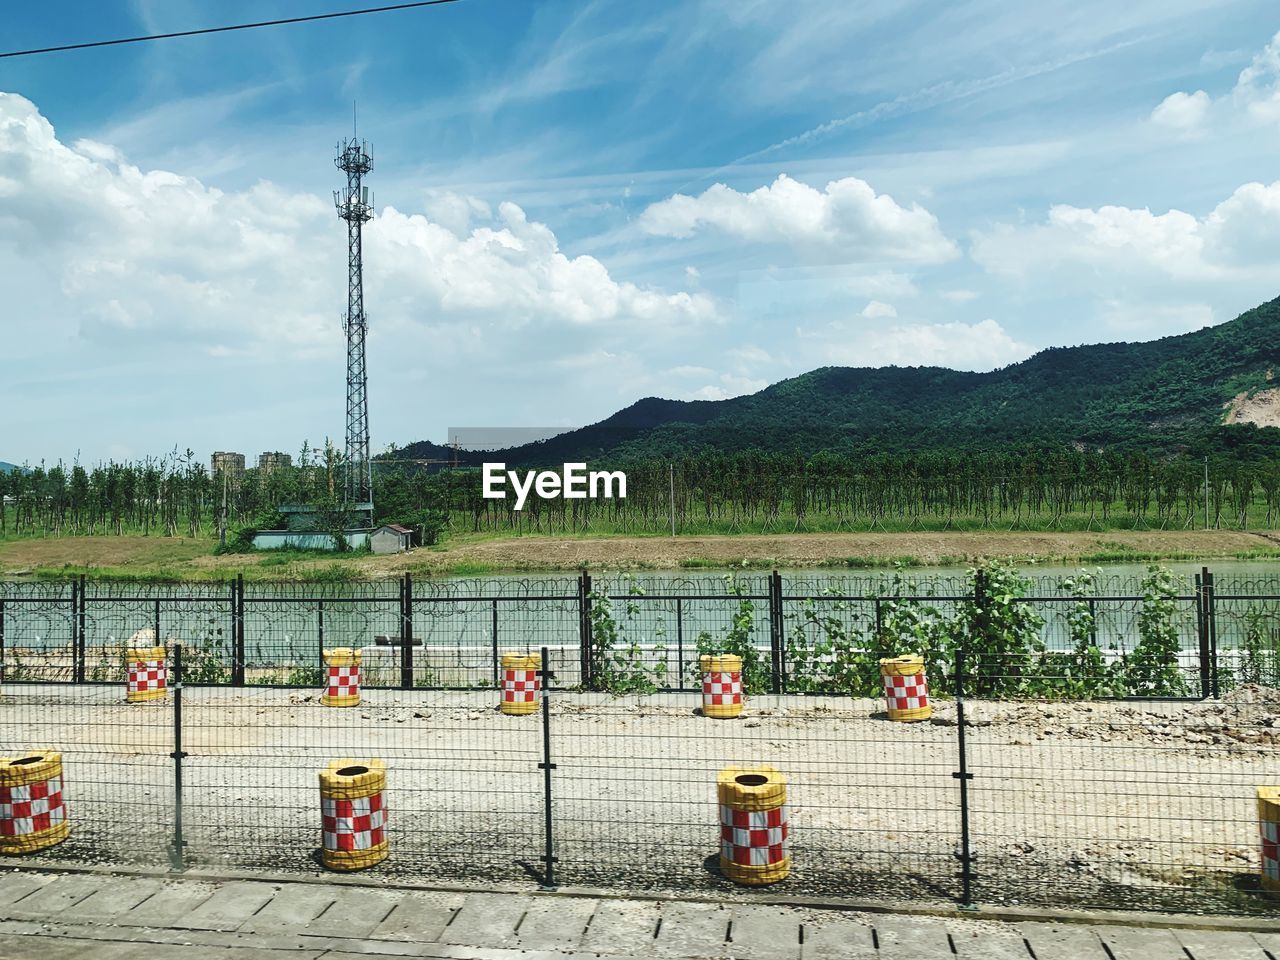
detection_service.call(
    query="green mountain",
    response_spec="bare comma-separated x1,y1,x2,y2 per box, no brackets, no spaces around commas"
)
397,296,1280,464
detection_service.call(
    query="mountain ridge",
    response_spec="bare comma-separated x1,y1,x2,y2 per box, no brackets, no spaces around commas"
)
393,296,1280,465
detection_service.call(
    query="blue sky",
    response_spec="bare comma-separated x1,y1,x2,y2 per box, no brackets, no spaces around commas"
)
2,0,1280,465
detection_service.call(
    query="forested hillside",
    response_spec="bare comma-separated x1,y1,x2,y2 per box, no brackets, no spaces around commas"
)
396,296,1280,465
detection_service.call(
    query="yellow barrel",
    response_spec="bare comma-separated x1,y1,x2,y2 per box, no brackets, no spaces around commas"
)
879,654,932,722
1259,787,1280,893
717,765,789,885
500,652,541,715
319,758,388,872
0,752,70,855
321,647,361,707
126,645,168,702
700,653,744,719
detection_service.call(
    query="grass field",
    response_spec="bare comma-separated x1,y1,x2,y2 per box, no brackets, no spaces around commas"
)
1,528,1279,581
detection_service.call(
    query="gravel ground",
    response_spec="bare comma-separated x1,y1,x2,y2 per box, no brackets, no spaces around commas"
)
0,683,1276,914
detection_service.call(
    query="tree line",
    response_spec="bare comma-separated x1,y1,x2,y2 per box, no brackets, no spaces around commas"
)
4,446,1280,540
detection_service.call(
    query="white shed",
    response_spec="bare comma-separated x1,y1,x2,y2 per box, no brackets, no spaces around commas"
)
370,524,413,555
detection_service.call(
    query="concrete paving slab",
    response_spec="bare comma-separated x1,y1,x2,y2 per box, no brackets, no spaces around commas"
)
1098,926,1188,960
168,879,278,931
1251,931,1280,954
440,893,536,948
69,876,163,920
1014,921,1108,960
0,873,56,909
305,885,404,939
580,897,661,952
799,915,876,960
947,923,1029,959
515,895,597,950
1176,928,1271,960
652,901,732,958
114,879,217,928
1,874,104,920
238,881,336,932
727,905,801,960
872,914,955,960
368,889,464,942
0,936,327,960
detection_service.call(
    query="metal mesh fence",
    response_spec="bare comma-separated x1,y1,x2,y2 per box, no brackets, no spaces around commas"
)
0,568,1278,914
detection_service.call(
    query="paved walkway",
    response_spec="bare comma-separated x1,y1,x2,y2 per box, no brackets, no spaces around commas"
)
0,869,1277,959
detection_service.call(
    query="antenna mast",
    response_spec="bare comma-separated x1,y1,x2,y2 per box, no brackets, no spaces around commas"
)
334,129,374,524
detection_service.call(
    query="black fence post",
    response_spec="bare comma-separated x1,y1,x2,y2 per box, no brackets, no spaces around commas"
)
953,648,975,908
401,573,414,689
769,570,783,694
579,572,593,690
0,598,5,684
70,577,82,683
77,575,88,684
317,600,325,674
491,599,499,688
232,574,246,686
1205,567,1219,699
675,597,684,691
169,641,187,871
154,597,162,649
1195,570,1210,699
538,644,557,888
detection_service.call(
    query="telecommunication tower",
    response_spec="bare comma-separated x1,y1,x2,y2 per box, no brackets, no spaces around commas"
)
334,131,374,524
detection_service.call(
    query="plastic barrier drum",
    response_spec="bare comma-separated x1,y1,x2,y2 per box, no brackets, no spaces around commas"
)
500,652,541,716
126,645,167,703
1259,786,1280,893
879,654,932,722
0,752,69,855
717,765,789,886
321,648,361,708
319,759,388,872
700,653,744,719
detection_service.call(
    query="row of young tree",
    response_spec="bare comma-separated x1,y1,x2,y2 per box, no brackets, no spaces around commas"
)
5,446,1280,539
379,449,1280,534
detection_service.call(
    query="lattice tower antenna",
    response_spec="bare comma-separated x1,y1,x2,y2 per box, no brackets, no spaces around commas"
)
334,125,374,520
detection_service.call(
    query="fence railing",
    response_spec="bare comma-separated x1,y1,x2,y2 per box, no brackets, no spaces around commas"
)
1,641,1276,916
2,567,1275,700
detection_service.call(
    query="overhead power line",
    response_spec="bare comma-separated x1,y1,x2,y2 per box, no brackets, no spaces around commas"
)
0,0,462,60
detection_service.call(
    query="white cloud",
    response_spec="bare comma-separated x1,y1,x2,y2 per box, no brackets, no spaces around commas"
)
1232,30,1280,123
1151,32,1280,131
798,315,1031,372
971,180,1280,281
860,300,897,319
940,289,978,302
1149,90,1210,132
688,373,768,401
638,173,957,263
0,92,714,356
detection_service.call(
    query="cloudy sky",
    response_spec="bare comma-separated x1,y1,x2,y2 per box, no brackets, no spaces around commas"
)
3,0,1280,465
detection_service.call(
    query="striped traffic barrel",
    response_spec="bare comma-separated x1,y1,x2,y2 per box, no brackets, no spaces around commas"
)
500,652,541,716
879,654,932,722
126,645,168,703
0,752,70,855
1259,786,1280,893
700,654,743,719
321,648,361,707
717,765,789,886
319,759,388,872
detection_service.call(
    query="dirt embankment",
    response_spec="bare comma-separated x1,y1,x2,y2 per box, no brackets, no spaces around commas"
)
0,529,1276,579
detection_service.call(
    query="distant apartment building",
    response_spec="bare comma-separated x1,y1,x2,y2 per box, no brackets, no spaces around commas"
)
210,451,246,477
257,451,293,475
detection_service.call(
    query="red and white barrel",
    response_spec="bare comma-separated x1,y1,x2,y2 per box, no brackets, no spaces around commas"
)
126,645,167,703
0,752,70,855
700,654,744,719
321,648,361,707
319,759,388,872
500,652,541,716
879,655,932,722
